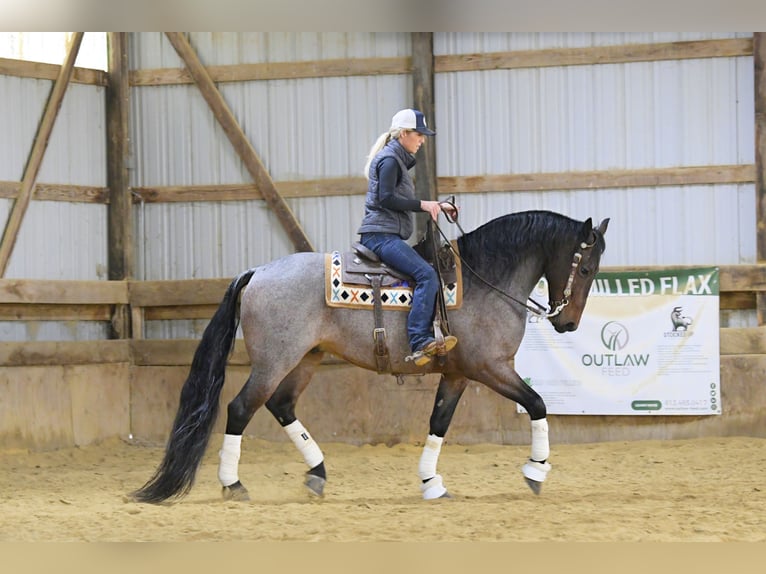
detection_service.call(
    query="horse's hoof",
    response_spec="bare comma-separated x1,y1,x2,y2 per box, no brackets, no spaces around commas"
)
421,475,449,500
524,477,543,495
304,473,326,497
222,480,250,501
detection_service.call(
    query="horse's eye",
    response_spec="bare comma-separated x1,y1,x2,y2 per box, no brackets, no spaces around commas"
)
579,266,591,276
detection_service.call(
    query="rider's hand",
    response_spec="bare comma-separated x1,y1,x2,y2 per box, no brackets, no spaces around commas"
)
439,201,458,220
420,200,442,221
420,200,459,222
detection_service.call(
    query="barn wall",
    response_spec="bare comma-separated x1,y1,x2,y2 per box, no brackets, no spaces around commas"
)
0,80,108,281
1,32,764,452
0,48,109,342
0,363,130,451
1,32,757,338
3,354,764,451
124,32,757,339
432,32,755,268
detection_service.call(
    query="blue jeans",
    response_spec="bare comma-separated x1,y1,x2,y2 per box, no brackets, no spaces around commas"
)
360,232,439,352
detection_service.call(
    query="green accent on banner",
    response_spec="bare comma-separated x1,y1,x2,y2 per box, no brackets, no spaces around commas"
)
590,267,719,297
631,400,663,411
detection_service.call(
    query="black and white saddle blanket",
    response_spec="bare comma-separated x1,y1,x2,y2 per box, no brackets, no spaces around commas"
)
324,245,462,311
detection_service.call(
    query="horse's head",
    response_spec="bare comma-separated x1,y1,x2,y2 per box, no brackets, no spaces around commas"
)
546,217,609,333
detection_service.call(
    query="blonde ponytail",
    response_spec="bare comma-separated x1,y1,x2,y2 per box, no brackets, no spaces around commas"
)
363,128,405,179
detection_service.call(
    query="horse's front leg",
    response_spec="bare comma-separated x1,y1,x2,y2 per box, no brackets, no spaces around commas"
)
418,374,469,500
471,364,551,494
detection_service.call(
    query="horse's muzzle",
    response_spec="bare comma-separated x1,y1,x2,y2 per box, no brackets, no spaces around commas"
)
553,321,577,333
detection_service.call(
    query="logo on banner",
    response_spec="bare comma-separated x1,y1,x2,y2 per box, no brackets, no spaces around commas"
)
665,305,694,338
582,320,649,375
601,321,629,350
670,306,693,331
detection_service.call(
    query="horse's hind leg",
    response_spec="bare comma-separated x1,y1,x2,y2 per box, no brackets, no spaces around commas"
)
418,374,469,500
265,350,327,497
218,356,310,501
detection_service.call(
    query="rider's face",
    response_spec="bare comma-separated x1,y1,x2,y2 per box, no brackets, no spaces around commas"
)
399,130,426,154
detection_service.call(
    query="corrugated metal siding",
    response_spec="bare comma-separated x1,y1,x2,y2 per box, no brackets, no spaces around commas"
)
125,31,757,335
2,32,756,339
0,69,108,340
433,32,755,272
129,33,416,337
0,80,107,279
129,32,411,285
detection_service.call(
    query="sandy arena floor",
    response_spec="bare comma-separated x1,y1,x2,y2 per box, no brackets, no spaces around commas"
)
1,434,765,542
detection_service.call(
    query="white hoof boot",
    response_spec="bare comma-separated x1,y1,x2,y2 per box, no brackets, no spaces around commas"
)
522,460,551,483
420,474,449,500
522,460,551,495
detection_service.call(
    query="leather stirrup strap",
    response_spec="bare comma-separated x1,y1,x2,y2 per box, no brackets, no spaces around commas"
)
368,274,390,373
428,220,450,335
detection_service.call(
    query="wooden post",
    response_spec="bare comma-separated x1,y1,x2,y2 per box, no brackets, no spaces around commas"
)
411,33,437,242
755,33,766,325
0,32,83,277
164,32,314,253
106,32,133,338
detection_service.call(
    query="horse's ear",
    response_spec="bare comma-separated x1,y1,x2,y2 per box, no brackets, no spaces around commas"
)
579,218,593,241
597,218,610,235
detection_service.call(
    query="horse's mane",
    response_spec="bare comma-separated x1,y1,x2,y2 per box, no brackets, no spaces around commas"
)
457,210,587,285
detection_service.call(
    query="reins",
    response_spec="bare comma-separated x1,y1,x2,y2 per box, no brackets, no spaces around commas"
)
433,199,597,319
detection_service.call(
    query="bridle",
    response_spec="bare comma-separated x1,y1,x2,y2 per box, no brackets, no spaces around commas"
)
544,234,601,318
434,199,601,320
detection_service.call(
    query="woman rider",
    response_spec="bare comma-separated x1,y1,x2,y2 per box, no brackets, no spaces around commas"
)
357,108,458,366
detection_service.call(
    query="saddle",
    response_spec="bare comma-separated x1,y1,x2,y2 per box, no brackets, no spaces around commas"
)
341,242,413,287
341,232,458,373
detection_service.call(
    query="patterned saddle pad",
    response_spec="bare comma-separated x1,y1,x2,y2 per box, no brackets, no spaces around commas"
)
324,250,463,311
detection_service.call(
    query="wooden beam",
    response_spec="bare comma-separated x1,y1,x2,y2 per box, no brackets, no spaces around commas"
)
0,56,108,86
435,38,754,73
720,327,766,355
412,32,437,243
164,32,314,253
126,38,752,87
130,339,251,366
755,33,766,325
0,181,109,203
0,303,112,321
106,33,134,295
130,57,411,86
0,340,130,366
129,164,755,204
128,278,231,307
1,163,753,209
439,165,755,194
0,32,84,277
131,177,367,203
0,279,128,304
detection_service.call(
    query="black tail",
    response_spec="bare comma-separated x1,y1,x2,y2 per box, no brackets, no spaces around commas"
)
131,268,257,504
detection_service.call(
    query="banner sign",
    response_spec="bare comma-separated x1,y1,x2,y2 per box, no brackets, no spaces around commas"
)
516,267,720,415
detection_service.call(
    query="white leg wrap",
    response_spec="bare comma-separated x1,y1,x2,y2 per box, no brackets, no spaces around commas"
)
420,474,448,500
418,434,444,480
284,420,324,469
218,433,242,487
530,418,550,462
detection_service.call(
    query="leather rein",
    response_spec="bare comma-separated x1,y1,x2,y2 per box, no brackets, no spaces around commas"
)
434,199,601,320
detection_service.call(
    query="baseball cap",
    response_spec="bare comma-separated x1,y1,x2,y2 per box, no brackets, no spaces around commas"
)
390,108,436,136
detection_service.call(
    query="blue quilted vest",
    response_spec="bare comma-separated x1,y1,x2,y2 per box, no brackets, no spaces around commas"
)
357,139,417,240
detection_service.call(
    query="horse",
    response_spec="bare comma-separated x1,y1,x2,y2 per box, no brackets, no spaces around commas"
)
132,209,609,503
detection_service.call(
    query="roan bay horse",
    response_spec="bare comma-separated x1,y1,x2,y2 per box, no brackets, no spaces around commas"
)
132,209,609,503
